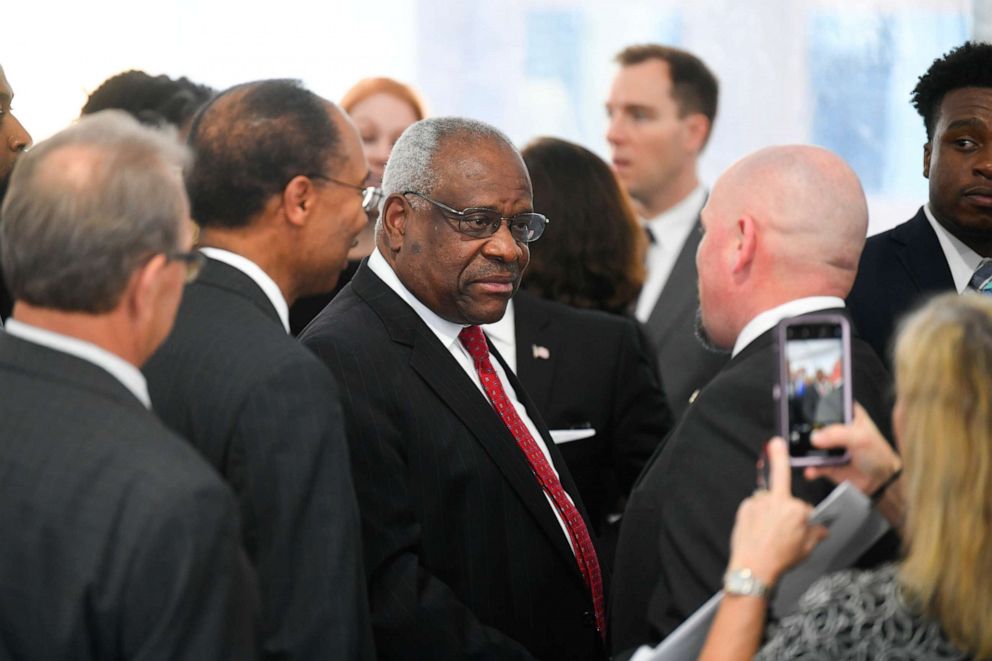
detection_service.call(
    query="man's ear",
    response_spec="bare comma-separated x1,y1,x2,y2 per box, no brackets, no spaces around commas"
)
282,175,317,227
923,142,932,179
683,113,711,154
732,214,757,275
126,253,169,326
380,194,410,253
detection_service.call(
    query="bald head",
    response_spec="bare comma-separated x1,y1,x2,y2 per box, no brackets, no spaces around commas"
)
697,145,869,348
712,145,867,285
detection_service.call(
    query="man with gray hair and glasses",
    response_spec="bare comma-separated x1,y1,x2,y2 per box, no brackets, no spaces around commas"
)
301,117,607,660
0,110,257,659
143,79,375,660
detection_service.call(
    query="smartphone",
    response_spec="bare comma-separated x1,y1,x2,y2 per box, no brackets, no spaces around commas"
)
775,314,852,466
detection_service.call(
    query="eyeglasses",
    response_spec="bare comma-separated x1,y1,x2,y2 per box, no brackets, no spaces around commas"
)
308,174,384,214
403,191,549,243
166,250,206,283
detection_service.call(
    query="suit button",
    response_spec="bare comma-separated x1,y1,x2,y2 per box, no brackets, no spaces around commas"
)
582,610,596,628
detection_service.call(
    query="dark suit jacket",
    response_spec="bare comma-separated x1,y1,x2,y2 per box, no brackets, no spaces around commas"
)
0,332,257,659
610,309,893,654
643,219,728,418
143,258,374,660
300,262,606,661
511,291,674,541
847,207,955,368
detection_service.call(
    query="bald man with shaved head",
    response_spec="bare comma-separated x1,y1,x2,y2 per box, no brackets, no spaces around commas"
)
610,145,894,655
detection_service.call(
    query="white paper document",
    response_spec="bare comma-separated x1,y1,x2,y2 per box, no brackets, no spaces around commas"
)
630,481,890,661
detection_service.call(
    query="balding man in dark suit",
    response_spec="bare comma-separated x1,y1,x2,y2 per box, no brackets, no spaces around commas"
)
0,111,256,659
143,80,376,660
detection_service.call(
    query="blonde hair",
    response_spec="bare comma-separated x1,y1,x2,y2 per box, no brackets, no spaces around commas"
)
895,292,992,658
340,77,427,120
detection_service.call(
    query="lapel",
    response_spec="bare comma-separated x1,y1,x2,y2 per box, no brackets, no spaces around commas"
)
511,291,556,416
0,332,150,415
195,258,283,326
890,208,955,293
645,218,703,344
351,263,586,580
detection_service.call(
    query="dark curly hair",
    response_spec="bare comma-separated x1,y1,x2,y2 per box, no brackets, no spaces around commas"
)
81,70,215,131
912,41,992,141
521,137,645,314
184,79,340,229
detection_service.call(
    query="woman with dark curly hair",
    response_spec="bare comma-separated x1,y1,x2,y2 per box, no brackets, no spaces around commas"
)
521,137,646,315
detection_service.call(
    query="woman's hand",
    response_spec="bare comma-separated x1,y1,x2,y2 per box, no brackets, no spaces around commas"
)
804,402,901,495
728,438,829,587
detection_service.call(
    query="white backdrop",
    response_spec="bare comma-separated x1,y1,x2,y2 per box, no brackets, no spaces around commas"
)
2,0,976,233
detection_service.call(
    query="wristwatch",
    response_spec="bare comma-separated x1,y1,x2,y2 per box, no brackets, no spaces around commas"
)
723,568,770,598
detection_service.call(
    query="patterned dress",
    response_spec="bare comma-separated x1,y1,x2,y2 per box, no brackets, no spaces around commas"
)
756,564,971,659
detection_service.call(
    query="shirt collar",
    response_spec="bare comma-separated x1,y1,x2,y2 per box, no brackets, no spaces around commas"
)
923,203,984,294
4,318,152,408
642,184,707,233
367,248,466,349
482,298,516,372
199,247,290,333
732,296,846,357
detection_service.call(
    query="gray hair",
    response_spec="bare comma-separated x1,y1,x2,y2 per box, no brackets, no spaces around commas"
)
381,116,517,198
1,110,190,313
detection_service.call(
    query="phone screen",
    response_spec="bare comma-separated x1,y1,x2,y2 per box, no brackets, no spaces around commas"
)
783,321,849,463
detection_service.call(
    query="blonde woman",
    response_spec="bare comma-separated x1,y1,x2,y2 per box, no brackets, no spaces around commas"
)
701,292,992,660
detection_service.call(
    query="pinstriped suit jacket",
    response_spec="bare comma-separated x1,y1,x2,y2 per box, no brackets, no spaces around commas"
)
143,258,374,660
300,262,607,661
0,332,257,659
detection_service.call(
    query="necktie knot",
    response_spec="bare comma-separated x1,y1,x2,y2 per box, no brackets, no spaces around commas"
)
458,325,490,361
970,259,992,294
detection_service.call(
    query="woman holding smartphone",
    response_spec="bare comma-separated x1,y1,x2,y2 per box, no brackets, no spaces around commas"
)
700,293,992,660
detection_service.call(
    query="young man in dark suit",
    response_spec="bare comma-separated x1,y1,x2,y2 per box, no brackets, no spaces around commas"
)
849,42,992,366
301,117,607,660
610,146,894,655
142,80,376,660
605,44,727,416
0,111,256,659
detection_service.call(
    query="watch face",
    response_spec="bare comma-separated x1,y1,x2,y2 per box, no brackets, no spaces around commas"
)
724,568,767,597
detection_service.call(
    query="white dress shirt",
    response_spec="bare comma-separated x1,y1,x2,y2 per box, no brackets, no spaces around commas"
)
634,185,707,322
732,296,847,358
367,249,576,552
200,247,290,333
4,318,152,408
923,203,985,293
481,299,517,373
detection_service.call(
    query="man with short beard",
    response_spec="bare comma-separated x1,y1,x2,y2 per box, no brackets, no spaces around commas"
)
610,145,894,655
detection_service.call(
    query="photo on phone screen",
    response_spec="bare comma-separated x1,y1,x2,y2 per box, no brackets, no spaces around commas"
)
776,315,851,466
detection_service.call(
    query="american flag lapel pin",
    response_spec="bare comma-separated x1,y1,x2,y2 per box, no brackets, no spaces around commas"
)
532,344,550,360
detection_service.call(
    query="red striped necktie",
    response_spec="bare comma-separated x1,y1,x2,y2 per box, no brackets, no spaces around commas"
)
458,325,606,638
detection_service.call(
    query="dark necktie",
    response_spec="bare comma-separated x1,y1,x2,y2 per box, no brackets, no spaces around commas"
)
458,325,606,638
969,259,992,294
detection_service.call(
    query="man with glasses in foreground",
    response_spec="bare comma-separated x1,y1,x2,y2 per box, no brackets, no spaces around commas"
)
0,111,257,658
301,117,607,660
143,79,375,660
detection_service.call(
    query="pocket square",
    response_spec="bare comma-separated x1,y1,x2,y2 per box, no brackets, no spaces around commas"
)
532,344,550,360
